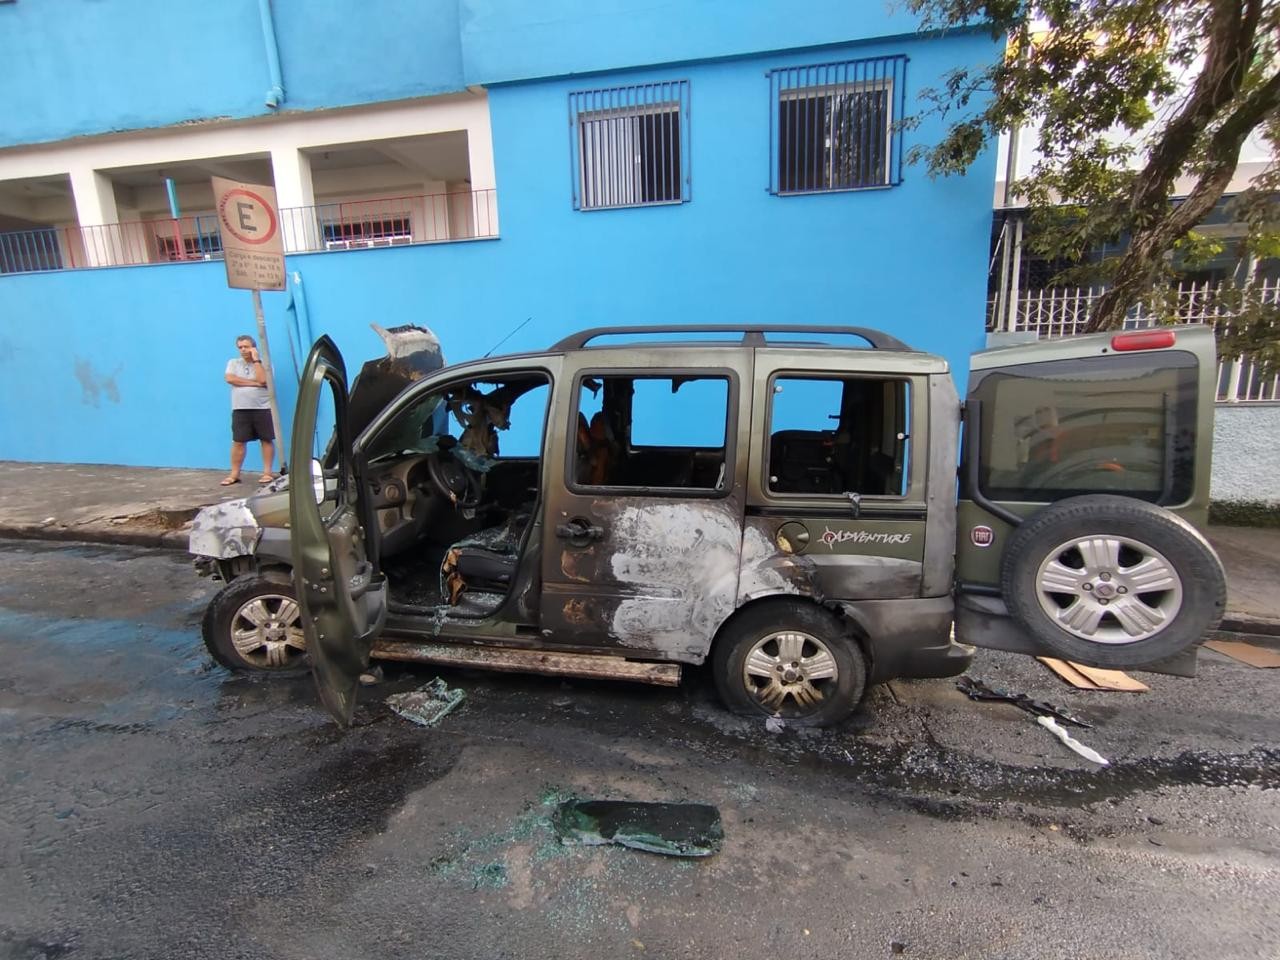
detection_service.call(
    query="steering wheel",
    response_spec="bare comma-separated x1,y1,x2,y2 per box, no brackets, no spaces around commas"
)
425,444,482,510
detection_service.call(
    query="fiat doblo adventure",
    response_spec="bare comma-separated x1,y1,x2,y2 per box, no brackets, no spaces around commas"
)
191,324,1226,726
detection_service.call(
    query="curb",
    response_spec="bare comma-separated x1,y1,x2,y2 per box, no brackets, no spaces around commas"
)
4,522,1280,639
1218,615,1280,638
0,523,190,550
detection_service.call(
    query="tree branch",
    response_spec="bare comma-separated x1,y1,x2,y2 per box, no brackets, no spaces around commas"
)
1129,0,1260,218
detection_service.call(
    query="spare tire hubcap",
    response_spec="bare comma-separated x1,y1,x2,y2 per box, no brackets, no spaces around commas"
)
1035,535,1183,644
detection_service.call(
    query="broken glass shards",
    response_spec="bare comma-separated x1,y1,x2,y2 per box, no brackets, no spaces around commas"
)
552,800,724,858
384,678,466,727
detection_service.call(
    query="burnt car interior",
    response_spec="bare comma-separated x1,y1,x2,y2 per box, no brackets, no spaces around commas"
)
574,374,731,491
360,373,550,617
767,376,909,496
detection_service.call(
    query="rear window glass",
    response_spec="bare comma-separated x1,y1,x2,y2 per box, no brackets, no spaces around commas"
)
970,351,1198,504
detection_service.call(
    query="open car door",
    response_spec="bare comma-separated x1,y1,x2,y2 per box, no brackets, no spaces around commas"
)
290,336,387,725
954,325,1226,673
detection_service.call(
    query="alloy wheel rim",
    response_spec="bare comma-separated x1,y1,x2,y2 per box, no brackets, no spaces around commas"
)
742,630,838,717
230,593,307,668
1034,535,1183,644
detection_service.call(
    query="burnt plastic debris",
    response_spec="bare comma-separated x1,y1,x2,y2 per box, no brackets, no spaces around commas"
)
956,675,1093,728
384,678,465,727
553,800,724,858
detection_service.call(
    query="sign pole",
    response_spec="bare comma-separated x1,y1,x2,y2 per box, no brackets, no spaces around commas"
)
212,175,290,475
252,288,286,474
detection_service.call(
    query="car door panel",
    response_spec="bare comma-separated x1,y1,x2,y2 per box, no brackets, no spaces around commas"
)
953,325,1221,676
289,336,385,726
541,354,751,663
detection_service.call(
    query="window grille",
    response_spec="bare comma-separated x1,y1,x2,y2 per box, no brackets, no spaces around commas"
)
768,56,907,194
156,231,223,261
570,81,690,210
321,216,412,249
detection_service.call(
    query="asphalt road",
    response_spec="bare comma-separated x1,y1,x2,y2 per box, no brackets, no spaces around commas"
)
1,539,1278,960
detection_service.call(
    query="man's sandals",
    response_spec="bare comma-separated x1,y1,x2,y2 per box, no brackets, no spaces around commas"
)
219,476,241,486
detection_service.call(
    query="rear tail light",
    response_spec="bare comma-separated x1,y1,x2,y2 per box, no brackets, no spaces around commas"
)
1111,330,1176,351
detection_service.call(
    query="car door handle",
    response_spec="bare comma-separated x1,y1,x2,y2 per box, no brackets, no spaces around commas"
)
556,518,605,542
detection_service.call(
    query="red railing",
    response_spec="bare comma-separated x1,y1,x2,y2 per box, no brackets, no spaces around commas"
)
277,188,498,252
0,188,498,275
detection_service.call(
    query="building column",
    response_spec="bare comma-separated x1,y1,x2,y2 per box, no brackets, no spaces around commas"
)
465,98,499,237
270,147,316,252
69,167,122,266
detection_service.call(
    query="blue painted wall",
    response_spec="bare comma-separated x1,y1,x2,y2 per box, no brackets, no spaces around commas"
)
0,0,465,148
0,30,997,469
5,0,971,148
460,0,923,84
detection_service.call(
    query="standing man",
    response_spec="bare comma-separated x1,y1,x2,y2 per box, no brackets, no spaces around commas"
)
222,334,275,485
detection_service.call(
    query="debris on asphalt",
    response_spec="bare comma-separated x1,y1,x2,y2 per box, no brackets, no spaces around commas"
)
955,676,1093,728
1037,657,1149,691
384,678,465,727
1037,716,1109,766
1204,639,1280,668
552,799,724,857
765,715,786,734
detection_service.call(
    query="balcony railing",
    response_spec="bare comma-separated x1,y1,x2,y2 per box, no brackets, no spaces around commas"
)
279,188,498,252
0,216,224,273
987,277,1280,403
0,188,498,275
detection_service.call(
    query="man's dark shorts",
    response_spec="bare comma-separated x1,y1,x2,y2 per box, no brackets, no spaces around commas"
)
231,409,275,443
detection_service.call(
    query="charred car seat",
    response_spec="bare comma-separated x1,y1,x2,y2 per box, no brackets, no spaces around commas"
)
440,512,529,604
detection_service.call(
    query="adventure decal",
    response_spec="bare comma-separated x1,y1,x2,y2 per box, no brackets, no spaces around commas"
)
819,527,913,550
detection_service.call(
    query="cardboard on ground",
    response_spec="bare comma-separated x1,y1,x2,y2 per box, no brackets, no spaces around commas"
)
1204,639,1280,668
1037,657,1150,691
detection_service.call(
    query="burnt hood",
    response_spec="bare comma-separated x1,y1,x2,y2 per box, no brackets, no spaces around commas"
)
345,323,446,440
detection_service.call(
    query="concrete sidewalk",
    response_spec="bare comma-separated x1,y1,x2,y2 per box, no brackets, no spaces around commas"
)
0,461,252,549
0,460,1276,633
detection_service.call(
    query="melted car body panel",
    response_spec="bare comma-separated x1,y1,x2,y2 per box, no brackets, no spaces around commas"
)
188,497,261,560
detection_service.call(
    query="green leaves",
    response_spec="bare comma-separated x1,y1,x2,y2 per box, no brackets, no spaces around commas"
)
908,0,1280,331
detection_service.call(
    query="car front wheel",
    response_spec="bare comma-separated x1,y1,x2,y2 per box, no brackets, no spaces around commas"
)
202,573,308,673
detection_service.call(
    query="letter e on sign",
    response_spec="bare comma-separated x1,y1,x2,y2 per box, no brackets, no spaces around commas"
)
212,176,286,291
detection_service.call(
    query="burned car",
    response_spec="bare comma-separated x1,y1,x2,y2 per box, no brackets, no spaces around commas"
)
192,323,1227,727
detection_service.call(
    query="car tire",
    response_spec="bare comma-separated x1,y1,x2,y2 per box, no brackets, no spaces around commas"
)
202,573,309,674
712,599,867,728
1000,495,1226,667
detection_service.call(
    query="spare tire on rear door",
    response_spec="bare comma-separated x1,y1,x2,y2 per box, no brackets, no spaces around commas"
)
1000,495,1226,668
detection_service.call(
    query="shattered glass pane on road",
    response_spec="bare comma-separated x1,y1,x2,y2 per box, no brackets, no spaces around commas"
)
553,800,724,858
384,678,466,727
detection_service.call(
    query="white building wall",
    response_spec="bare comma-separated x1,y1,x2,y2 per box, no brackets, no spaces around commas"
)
1212,404,1280,505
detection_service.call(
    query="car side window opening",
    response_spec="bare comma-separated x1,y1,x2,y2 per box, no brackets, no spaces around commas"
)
365,376,549,465
767,376,910,497
971,351,1198,504
573,374,731,491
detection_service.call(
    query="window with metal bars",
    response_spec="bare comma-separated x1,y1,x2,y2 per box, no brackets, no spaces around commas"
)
156,232,223,261
570,81,690,210
321,217,412,249
769,56,907,194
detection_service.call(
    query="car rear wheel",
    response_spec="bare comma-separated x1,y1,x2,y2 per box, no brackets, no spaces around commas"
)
712,600,867,728
202,573,308,673
1000,495,1226,667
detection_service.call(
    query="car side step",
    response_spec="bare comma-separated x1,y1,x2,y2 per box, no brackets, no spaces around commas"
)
370,639,682,687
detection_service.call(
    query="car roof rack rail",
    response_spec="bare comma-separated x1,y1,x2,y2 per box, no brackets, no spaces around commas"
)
550,325,913,352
